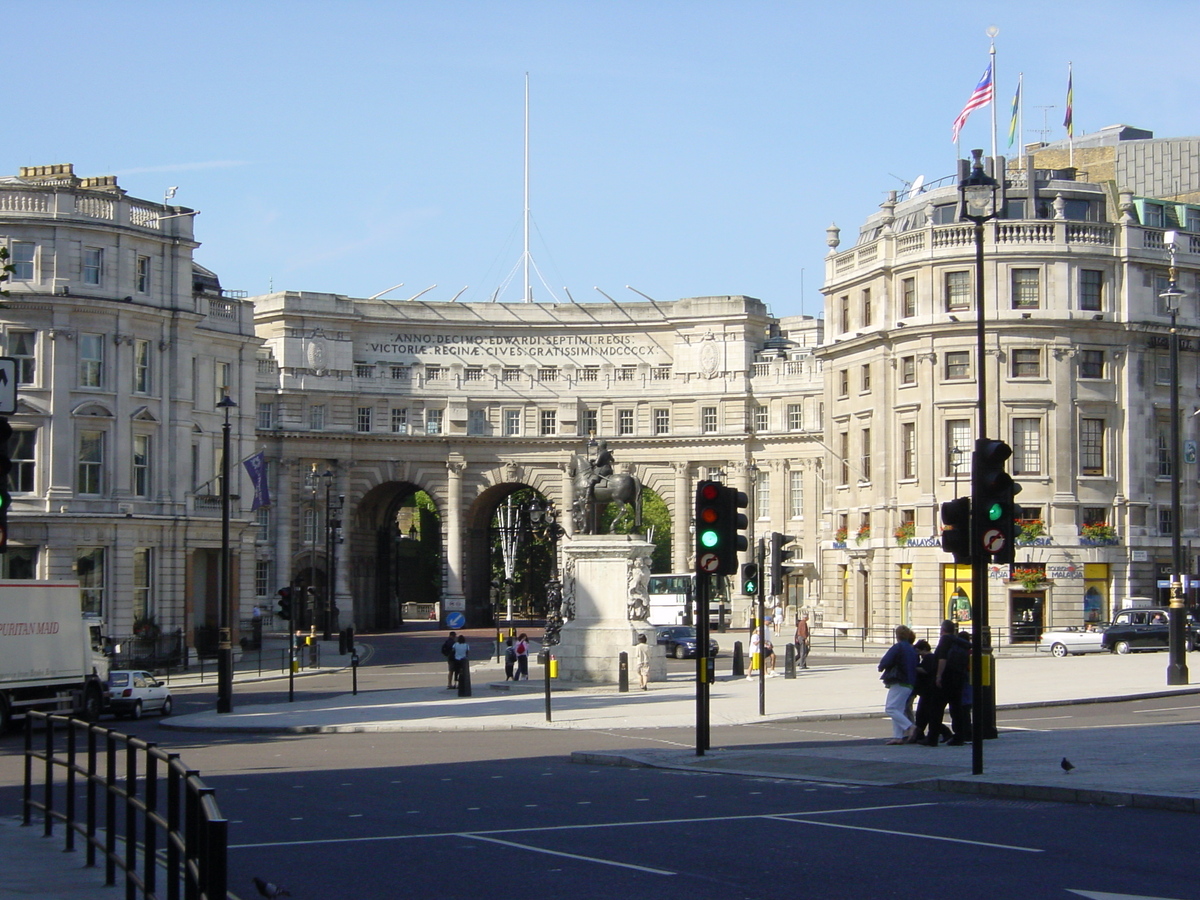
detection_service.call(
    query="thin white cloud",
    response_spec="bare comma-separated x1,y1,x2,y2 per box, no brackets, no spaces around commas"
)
112,160,251,176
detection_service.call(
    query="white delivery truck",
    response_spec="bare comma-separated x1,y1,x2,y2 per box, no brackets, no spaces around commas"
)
0,581,109,730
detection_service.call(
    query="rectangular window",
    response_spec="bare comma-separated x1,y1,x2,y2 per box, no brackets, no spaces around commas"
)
901,422,916,479
583,408,597,437
8,329,35,384
355,364,375,379
860,364,871,393
82,247,103,286
838,369,849,397
0,547,36,579
861,288,872,326
390,365,410,380
540,409,557,436
900,355,916,386
425,366,445,382
1010,348,1041,378
537,367,558,382
467,408,487,435
464,367,484,383
944,350,970,380
136,256,150,293
255,559,272,598
77,547,105,616
1011,268,1040,309
256,506,270,540
1154,351,1171,385
1012,417,1042,476
1080,418,1104,475
1080,269,1103,311
1158,425,1172,477
839,295,850,332
1082,507,1108,527
391,408,408,433
215,361,230,405
580,366,600,382
256,402,274,430
754,405,768,433
861,428,871,482
309,404,325,431
133,339,151,393
901,277,916,318
701,407,717,434
356,407,373,433
1079,350,1104,379
1159,507,1174,537
133,434,150,497
946,419,971,476
789,470,803,519
10,241,34,280
756,469,770,519
615,366,635,382
79,333,104,388
654,408,670,435
945,270,971,311
839,431,850,485
78,430,104,495
618,408,634,436
787,403,803,431
132,548,152,621
503,409,521,437
11,429,35,492
501,367,521,383
426,408,443,434
650,365,671,381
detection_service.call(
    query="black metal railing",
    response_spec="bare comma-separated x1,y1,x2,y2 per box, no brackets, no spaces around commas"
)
22,712,228,900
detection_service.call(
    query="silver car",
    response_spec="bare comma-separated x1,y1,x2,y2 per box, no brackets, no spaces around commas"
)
1037,626,1107,657
108,670,173,718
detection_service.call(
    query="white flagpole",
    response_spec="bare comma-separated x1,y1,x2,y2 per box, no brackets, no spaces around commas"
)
523,72,531,302
988,26,999,161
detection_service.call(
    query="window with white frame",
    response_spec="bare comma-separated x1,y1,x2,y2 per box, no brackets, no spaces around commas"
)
1012,417,1042,476
309,404,325,430
133,434,151,497
1153,351,1171,385
1010,348,1041,378
901,421,916,479
614,366,635,382
579,366,599,382
1159,506,1174,537
255,559,271,597
701,406,717,434
8,330,35,384
426,366,446,382
132,548,152,621
502,367,521,383
755,469,770,519
426,408,443,434
390,365,410,380
754,404,769,432
391,408,408,433
356,407,373,433
787,404,803,431
1080,417,1105,475
944,350,970,380
79,333,104,388
215,361,230,406
861,427,871,481
582,408,597,437
77,547,105,616
946,419,971,476
860,363,871,393
136,256,150,294
1011,268,1040,309
11,429,35,492
839,431,850,484
503,409,521,437
133,340,151,394
901,277,916,317
355,364,375,379
654,408,670,435
789,469,803,518
618,408,633,435
537,367,558,382
464,368,484,383
945,270,971,310
256,506,270,540
540,409,557,436
302,507,318,545
1157,422,1172,477
82,248,103,286
10,241,34,280
256,402,274,430
861,288,872,326
78,429,104,494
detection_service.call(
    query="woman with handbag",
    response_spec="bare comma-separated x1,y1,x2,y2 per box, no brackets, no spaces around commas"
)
877,624,918,745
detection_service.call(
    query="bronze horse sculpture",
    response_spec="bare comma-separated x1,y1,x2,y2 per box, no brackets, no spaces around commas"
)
567,454,643,535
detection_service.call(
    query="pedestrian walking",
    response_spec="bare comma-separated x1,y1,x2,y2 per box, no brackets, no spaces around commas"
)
794,613,811,669
515,632,530,681
452,634,470,685
877,624,918,744
441,631,458,688
634,633,651,690
503,637,516,681
923,620,969,745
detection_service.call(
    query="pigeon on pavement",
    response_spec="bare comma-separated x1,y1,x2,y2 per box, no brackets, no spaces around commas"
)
253,877,291,898
1061,757,1075,773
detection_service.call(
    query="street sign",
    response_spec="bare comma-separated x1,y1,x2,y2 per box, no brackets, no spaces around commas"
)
0,358,15,415
697,551,720,573
445,611,466,629
982,528,1005,554
443,598,466,611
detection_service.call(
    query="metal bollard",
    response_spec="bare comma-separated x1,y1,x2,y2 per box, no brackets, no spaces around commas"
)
784,643,796,679
618,651,629,692
732,640,745,677
351,652,359,695
457,659,472,697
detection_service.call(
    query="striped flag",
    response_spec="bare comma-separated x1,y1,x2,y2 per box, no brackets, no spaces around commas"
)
952,62,994,143
1007,76,1021,149
1063,64,1074,137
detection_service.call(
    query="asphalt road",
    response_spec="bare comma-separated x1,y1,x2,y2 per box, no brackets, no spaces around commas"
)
3,631,1199,899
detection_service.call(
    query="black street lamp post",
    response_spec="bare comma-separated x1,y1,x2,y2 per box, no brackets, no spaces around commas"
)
959,148,1002,773
216,393,237,713
321,469,334,641
1161,231,1190,686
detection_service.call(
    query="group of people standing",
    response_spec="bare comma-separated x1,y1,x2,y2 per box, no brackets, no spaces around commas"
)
877,619,972,745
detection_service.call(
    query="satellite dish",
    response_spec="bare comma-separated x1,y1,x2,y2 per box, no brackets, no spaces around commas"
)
908,175,926,200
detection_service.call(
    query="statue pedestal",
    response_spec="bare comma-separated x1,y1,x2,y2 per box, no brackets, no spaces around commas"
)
552,534,665,684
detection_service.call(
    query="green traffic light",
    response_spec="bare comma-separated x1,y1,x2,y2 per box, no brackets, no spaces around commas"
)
745,580,756,594
700,529,719,548
987,502,1003,521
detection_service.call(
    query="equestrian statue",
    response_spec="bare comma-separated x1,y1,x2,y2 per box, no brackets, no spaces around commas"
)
567,440,643,535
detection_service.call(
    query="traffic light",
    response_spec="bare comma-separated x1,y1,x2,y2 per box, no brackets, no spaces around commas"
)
769,532,796,596
940,496,971,564
741,562,759,596
694,481,748,576
277,586,292,620
976,438,1022,565
0,416,12,553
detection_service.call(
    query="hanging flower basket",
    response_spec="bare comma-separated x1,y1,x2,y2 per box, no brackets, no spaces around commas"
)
1017,518,1045,543
1010,567,1049,591
893,521,916,546
1080,522,1118,544
834,526,848,544
855,525,871,544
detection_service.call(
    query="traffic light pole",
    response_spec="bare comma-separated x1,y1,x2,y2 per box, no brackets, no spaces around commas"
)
695,571,710,756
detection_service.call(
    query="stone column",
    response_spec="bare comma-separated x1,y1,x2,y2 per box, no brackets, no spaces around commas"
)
672,461,691,573
444,460,465,605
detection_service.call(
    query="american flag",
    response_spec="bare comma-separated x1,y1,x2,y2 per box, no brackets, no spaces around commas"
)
951,62,994,143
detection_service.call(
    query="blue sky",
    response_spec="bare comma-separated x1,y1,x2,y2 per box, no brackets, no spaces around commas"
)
20,1,1200,318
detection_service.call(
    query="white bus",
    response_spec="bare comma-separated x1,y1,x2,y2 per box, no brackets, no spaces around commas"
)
646,573,730,626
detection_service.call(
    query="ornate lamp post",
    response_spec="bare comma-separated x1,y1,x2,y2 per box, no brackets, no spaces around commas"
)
216,393,237,713
958,148,1001,772
1161,231,1189,685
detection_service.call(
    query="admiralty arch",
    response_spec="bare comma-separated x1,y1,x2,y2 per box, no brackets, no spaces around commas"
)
251,291,825,631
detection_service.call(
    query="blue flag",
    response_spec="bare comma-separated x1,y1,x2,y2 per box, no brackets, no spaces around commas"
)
243,451,271,511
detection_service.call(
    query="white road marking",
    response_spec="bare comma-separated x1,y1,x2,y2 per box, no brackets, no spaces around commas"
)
464,834,675,875
1132,705,1200,714
1067,891,1189,899
767,815,1042,853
